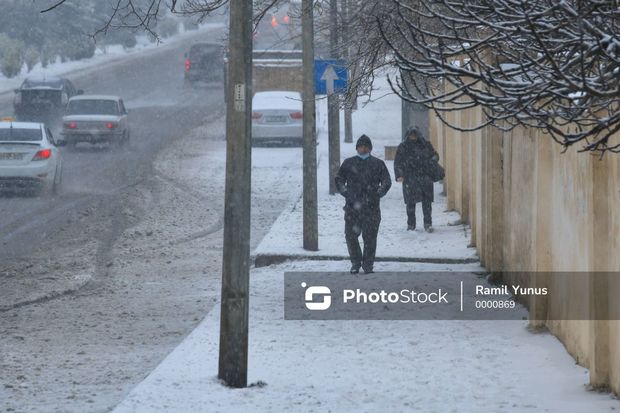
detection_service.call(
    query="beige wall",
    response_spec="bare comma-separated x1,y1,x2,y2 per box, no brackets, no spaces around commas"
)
253,64,303,94
429,109,620,393
610,158,620,391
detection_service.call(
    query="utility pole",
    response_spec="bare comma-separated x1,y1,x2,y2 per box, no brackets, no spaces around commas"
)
302,0,319,251
327,0,341,195
342,0,353,143
218,0,253,388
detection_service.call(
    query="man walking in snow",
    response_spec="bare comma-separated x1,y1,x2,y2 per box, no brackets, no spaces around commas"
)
394,126,440,233
335,135,392,274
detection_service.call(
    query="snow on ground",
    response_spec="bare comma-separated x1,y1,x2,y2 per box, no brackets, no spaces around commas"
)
110,74,620,412
0,108,310,413
112,261,619,413
0,22,225,95
154,113,306,250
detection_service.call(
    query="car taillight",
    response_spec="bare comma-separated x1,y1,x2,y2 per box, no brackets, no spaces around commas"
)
106,122,118,129
185,58,191,72
32,149,52,161
64,121,77,129
290,111,303,119
252,111,263,119
283,15,290,24
271,16,278,27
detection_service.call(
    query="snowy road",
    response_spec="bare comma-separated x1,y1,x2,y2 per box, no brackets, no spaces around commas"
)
0,114,304,412
0,27,206,413
0,29,229,412
0,24,307,413
0,29,224,263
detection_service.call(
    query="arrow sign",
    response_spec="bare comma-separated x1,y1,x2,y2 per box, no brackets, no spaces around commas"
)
314,59,348,95
320,65,339,94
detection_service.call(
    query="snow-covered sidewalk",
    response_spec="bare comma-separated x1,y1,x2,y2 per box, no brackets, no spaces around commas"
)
111,75,620,412
255,82,477,266
112,260,620,413
254,176,476,265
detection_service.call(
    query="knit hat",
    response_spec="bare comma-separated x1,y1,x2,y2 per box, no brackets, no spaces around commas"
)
405,126,423,140
356,134,373,151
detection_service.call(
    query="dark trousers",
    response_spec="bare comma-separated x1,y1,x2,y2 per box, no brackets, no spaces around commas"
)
344,208,381,270
407,201,432,227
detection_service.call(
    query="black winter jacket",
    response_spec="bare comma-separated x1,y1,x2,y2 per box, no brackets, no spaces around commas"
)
394,138,439,204
335,155,392,214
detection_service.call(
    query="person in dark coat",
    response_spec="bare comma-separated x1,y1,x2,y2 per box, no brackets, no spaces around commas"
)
335,135,392,274
394,126,439,233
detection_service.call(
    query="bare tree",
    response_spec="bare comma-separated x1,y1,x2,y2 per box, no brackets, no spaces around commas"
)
374,0,620,154
42,0,620,153
39,0,391,102
39,0,281,39
315,0,397,103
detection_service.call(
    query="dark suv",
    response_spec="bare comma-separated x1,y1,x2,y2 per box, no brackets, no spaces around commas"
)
13,77,83,124
183,42,225,87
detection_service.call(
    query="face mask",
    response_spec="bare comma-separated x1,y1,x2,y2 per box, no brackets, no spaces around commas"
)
357,153,370,160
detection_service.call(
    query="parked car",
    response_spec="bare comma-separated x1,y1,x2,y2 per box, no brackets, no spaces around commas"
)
61,95,130,149
0,121,64,195
184,42,225,87
251,91,303,146
13,76,83,124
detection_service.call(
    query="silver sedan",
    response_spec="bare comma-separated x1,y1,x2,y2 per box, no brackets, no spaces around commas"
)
251,91,303,146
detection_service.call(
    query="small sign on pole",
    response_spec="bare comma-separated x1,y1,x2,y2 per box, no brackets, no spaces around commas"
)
314,59,348,95
234,83,246,112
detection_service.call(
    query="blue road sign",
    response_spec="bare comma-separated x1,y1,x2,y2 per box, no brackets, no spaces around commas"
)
314,59,348,95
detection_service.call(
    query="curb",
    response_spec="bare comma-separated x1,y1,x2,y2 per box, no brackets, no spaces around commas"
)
0,271,93,313
253,254,480,268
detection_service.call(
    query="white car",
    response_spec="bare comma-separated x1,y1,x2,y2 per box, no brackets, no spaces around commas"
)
62,95,130,149
251,91,303,146
0,121,64,195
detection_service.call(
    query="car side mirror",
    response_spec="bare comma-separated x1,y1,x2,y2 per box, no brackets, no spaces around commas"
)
56,139,67,147
77,89,84,95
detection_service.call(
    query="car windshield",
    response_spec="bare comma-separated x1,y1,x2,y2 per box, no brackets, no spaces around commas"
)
22,79,63,89
0,128,42,142
190,44,219,56
67,100,118,115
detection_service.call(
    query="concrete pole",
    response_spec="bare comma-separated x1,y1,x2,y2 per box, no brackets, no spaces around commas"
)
302,0,319,251
344,106,353,143
328,0,341,194
218,0,253,388
327,95,340,194
342,0,353,143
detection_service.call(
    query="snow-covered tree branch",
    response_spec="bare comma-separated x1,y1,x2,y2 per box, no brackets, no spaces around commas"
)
374,0,620,153
40,0,620,153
